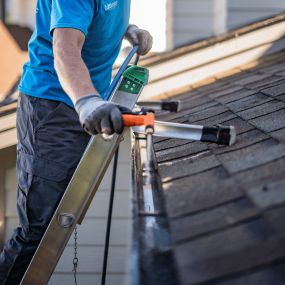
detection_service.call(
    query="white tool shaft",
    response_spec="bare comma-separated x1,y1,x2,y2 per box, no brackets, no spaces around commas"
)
132,121,203,141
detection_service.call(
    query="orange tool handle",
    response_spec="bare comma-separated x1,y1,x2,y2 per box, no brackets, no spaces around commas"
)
122,113,155,127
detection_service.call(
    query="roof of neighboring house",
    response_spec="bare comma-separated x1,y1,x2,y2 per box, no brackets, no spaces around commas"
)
0,21,28,101
146,50,285,285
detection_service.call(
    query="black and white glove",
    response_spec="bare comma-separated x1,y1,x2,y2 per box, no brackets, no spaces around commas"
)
75,94,130,135
125,25,153,55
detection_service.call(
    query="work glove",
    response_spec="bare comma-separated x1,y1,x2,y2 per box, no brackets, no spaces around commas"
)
125,25,153,55
75,94,130,135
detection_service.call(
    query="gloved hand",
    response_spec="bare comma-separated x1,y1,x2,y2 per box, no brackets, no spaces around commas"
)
125,25,153,55
75,94,130,135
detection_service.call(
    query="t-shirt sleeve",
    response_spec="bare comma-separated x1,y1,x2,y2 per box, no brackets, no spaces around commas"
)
50,0,95,36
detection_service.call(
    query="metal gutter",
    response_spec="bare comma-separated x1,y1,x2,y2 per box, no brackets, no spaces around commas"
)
130,133,180,285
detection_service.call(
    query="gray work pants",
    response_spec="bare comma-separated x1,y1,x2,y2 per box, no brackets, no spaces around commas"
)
0,93,90,285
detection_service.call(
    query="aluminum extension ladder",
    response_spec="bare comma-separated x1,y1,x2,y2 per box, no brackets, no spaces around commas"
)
20,47,148,285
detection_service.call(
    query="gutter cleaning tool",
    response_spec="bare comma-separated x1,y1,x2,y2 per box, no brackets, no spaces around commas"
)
123,111,236,146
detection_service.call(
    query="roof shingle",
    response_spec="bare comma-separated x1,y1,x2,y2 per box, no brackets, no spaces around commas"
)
154,50,285,285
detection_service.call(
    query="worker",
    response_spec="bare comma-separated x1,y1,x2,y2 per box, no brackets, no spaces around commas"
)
0,0,153,284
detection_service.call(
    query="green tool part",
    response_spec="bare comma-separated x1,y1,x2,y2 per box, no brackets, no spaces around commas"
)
119,65,149,94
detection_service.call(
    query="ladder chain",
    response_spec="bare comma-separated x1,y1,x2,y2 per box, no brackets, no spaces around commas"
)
73,226,79,285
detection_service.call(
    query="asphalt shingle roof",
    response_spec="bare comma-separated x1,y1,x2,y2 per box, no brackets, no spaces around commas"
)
153,50,285,285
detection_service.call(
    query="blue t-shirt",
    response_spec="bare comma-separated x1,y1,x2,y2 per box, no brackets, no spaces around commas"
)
19,0,131,107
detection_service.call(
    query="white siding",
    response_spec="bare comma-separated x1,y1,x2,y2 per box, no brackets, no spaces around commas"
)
4,167,18,241
4,131,133,285
228,0,285,30
5,0,285,53
49,273,129,285
171,0,227,48
6,0,36,29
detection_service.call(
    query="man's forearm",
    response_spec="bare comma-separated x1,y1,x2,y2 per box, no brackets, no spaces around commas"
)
53,28,98,104
54,53,98,104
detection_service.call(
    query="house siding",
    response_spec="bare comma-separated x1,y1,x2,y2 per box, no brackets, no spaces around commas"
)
4,166,18,242
5,0,285,52
6,0,36,29
3,133,133,285
171,0,227,48
0,165,6,249
228,0,285,30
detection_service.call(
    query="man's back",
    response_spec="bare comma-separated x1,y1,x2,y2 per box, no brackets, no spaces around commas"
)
19,0,131,107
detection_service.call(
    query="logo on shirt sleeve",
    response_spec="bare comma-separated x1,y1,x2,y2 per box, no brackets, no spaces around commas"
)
104,1,118,11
